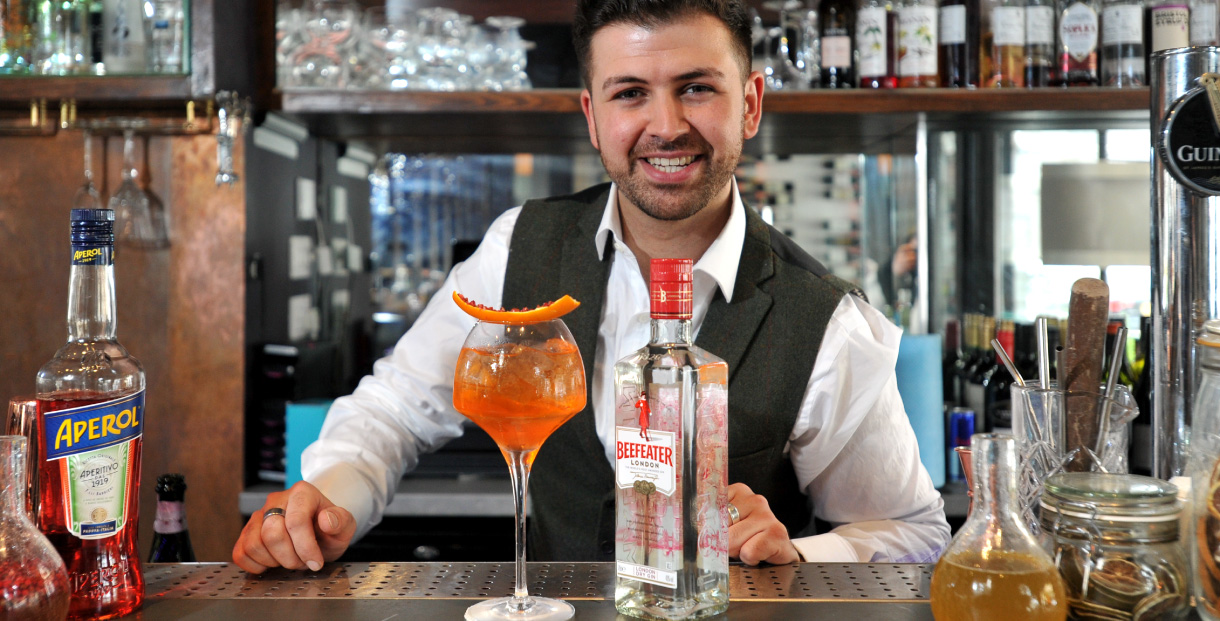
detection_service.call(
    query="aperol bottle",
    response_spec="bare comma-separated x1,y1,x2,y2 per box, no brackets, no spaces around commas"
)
931,433,1066,621
36,208,145,620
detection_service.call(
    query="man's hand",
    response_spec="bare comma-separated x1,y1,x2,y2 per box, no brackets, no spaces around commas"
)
232,481,357,574
727,483,800,566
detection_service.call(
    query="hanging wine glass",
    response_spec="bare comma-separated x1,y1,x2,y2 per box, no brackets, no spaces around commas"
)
73,128,103,210
110,120,158,248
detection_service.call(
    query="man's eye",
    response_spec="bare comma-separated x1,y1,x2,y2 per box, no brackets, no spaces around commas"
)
683,84,714,95
613,89,643,100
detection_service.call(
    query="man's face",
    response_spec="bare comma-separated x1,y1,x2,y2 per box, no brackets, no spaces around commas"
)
580,13,763,221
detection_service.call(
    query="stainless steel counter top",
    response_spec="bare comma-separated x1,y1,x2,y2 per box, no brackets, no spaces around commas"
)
130,562,935,619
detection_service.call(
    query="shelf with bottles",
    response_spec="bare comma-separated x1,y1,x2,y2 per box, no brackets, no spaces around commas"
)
273,87,1148,156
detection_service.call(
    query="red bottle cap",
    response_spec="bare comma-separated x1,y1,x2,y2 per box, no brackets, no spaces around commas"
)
650,258,693,320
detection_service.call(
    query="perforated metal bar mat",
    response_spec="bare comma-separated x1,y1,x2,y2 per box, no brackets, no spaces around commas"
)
146,563,931,602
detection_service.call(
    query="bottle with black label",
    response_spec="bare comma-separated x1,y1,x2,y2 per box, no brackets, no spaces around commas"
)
820,0,858,87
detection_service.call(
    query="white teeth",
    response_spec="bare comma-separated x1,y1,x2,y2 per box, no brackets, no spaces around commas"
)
645,155,695,172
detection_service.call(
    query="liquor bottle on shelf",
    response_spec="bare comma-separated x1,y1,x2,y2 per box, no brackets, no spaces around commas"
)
1055,0,1101,85
613,259,729,620
898,0,940,86
820,0,858,87
955,314,980,414
857,0,897,87
1147,0,1189,55
1191,0,1219,44
965,316,996,427
148,474,195,563
36,209,146,620
938,0,980,86
1131,314,1152,475
101,0,146,73
1100,0,1145,86
983,320,1016,430
943,318,962,407
1024,0,1055,85
985,0,1027,86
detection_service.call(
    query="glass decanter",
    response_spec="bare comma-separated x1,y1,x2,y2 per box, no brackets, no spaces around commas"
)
0,435,71,620
930,433,1067,621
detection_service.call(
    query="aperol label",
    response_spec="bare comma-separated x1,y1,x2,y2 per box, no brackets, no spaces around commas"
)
43,391,143,540
615,427,676,496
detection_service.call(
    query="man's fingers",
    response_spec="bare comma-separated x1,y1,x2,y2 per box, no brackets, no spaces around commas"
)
261,511,308,570
725,482,751,505
316,507,357,562
234,518,279,571
232,545,270,574
284,491,327,571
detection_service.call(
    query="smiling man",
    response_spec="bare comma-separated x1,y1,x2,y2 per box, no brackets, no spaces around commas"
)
233,0,950,575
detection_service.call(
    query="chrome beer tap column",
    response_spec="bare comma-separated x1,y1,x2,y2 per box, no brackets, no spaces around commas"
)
1150,47,1220,478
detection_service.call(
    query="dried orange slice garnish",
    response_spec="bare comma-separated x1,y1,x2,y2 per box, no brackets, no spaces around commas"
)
453,291,580,324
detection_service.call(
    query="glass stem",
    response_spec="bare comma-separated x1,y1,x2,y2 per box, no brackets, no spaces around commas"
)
83,129,93,183
508,449,532,607
122,129,137,181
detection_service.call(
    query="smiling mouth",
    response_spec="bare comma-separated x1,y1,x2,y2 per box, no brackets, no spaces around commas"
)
644,155,698,173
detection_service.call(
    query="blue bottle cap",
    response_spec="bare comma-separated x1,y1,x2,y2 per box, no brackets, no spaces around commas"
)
70,209,115,247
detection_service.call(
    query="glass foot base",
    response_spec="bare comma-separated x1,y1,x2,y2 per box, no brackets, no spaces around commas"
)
465,596,575,621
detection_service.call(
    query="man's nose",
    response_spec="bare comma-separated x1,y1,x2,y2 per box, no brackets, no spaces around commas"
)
646,95,689,142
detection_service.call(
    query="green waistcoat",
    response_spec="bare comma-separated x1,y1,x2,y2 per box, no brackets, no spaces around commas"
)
502,183,861,561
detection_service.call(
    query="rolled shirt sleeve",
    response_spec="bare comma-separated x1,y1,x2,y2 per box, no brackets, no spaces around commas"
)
788,294,951,563
300,208,520,540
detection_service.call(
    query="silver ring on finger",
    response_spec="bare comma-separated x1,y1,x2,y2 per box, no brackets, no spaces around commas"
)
263,507,286,520
727,503,741,525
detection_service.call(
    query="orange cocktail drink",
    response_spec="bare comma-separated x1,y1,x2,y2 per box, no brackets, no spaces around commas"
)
452,292,586,621
453,337,585,461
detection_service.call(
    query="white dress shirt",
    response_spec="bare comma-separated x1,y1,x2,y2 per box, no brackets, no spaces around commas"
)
303,182,950,563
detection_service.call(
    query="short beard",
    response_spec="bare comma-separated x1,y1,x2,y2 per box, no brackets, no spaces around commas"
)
599,117,745,222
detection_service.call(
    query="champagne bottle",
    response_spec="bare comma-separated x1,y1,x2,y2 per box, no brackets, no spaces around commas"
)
148,474,196,563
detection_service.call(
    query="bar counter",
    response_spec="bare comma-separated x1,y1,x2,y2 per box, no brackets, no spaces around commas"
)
133,562,935,619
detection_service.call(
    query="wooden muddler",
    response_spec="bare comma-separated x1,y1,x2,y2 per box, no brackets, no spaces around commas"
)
1062,278,1110,472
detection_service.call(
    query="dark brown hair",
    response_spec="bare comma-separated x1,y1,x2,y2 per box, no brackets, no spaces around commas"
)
572,0,754,88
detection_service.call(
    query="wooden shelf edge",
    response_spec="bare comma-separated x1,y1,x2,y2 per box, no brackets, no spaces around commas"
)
277,86,1152,116
0,75,195,104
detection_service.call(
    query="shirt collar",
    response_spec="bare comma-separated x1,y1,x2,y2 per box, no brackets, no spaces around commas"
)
594,178,745,302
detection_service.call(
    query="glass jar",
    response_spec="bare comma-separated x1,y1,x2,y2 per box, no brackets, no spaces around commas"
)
1039,472,1189,621
1191,318,1220,620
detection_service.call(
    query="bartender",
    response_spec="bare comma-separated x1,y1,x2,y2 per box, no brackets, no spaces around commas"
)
233,0,950,574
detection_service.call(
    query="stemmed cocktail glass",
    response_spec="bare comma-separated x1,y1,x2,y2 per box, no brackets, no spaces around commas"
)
452,311,586,621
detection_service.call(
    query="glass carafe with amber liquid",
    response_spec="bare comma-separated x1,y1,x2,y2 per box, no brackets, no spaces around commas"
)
36,208,145,620
931,433,1066,621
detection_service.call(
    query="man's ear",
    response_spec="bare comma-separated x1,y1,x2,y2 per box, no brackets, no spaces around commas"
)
742,70,764,140
581,89,601,151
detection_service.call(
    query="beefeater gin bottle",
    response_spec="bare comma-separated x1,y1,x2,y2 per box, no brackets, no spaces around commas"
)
613,258,730,620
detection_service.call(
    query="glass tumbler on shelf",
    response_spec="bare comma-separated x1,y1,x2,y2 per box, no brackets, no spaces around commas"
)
931,433,1068,621
290,0,358,88
415,7,470,91
452,308,586,621
0,435,71,621
484,15,531,91
1191,319,1220,619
